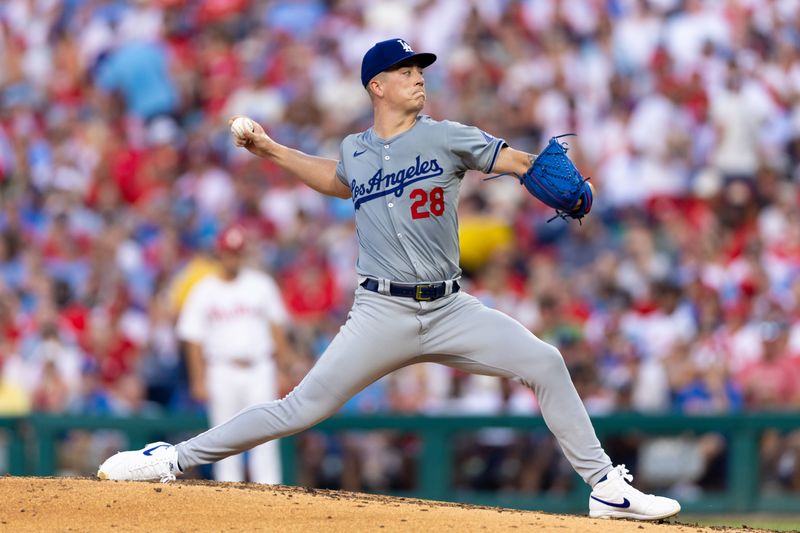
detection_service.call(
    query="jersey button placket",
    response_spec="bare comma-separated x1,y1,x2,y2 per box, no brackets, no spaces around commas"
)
385,143,394,208
382,140,414,274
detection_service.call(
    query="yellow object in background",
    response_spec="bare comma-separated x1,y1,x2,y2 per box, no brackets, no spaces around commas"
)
0,380,30,416
168,255,221,313
458,216,514,273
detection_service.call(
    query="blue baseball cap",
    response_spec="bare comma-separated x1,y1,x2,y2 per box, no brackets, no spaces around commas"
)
361,38,437,87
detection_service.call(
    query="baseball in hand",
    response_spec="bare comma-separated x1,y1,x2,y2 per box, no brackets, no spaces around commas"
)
230,117,256,139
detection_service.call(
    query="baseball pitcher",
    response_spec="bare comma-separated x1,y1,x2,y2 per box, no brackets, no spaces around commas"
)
99,38,680,521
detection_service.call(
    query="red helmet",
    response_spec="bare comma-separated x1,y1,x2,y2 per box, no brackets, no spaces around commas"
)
216,224,247,254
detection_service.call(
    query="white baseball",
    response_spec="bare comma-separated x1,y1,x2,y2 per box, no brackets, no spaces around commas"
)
230,117,256,139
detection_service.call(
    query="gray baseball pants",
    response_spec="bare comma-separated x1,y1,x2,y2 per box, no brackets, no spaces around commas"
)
176,287,613,486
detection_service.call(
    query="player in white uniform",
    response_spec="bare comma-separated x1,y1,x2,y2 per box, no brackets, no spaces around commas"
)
99,39,680,521
176,224,289,484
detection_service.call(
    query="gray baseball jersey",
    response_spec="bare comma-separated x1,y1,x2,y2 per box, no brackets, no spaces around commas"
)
335,115,506,283
176,116,613,489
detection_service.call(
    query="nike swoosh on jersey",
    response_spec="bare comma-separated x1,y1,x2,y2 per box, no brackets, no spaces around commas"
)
353,149,367,157
590,496,631,508
143,444,170,456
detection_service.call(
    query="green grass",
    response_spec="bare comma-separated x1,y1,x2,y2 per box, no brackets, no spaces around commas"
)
682,515,800,532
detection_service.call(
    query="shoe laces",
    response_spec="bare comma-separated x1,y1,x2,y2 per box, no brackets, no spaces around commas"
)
129,456,176,483
612,464,633,483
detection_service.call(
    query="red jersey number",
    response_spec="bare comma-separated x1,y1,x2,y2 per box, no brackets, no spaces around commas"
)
410,187,445,220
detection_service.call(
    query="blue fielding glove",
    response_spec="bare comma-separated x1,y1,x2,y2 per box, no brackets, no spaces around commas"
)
522,134,592,221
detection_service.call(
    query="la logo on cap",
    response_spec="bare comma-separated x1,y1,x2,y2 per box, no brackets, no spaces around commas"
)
397,39,413,53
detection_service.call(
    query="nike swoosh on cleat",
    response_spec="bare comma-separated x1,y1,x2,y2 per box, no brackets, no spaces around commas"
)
590,495,631,508
143,444,170,456
353,149,367,157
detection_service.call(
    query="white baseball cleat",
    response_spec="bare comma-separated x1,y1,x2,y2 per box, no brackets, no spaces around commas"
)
589,465,681,520
97,441,182,483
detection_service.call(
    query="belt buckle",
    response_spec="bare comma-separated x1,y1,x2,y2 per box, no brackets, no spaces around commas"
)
414,284,434,301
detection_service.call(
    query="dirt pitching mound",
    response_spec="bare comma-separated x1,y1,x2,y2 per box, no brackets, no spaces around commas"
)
0,477,753,532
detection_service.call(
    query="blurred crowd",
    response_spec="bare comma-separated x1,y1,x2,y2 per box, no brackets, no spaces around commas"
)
1,0,800,493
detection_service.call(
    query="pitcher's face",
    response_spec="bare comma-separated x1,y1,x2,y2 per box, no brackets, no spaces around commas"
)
381,63,426,113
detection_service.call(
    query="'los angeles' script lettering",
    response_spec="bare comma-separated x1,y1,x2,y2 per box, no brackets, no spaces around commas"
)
351,155,443,209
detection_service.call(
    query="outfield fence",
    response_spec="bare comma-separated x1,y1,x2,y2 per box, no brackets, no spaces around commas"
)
1,413,798,514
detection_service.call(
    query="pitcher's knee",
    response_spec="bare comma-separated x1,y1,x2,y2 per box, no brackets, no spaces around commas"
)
511,342,569,386
535,343,569,377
